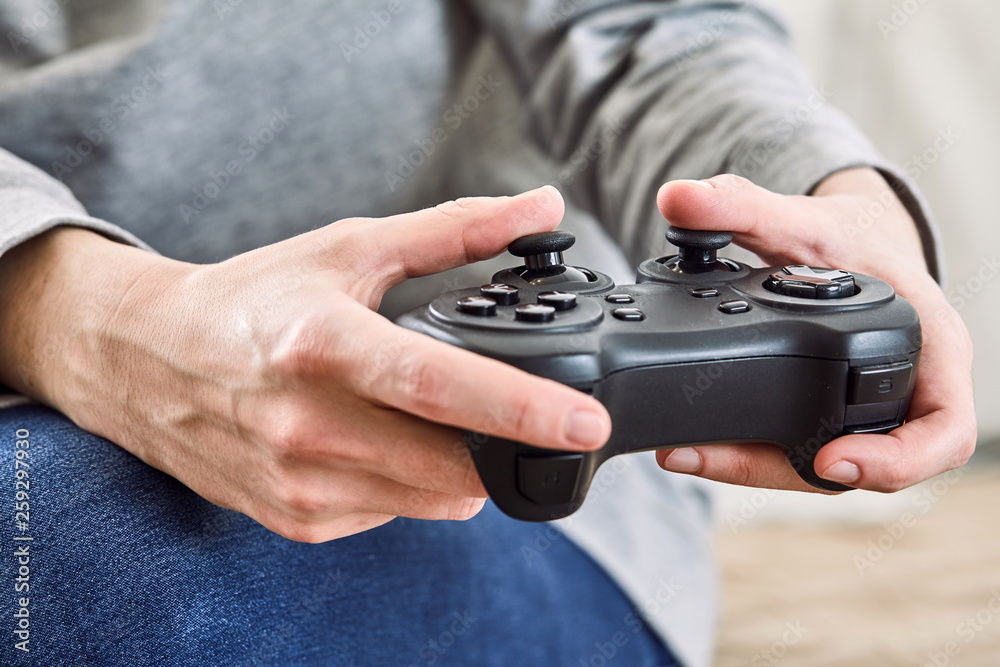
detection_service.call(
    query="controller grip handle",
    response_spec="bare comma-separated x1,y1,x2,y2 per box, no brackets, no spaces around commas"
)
467,428,859,521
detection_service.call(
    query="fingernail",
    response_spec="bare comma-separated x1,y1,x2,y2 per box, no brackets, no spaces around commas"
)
525,184,559,198
661,448,702,474
674,179,714,189
821,460,861,484
564,410,608,449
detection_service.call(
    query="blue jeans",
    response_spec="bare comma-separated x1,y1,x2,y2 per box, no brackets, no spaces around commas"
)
0,405,678,666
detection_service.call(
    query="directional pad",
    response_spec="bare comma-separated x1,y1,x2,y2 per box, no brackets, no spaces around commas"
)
764,265,857,300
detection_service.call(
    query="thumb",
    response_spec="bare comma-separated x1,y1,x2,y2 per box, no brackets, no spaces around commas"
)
363,185,565,292
656,175,834,265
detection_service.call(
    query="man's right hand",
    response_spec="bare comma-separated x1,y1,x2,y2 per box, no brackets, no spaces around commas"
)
0,186,611,542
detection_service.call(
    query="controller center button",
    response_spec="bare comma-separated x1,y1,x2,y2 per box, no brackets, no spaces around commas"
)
605,294,634,304
718,300,751,314
480,283,519,305
612,307,645,322
690,288,720,299
537,291,577,311
764,265,857,300
517,454,584,506
515,303,557,322
456,296,497,316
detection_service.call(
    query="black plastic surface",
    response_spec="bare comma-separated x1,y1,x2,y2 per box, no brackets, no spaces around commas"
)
395,231,923,521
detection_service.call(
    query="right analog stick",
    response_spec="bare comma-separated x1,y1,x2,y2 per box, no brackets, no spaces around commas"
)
664,226,735,273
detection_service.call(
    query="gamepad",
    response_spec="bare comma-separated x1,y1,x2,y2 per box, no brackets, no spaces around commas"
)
395,227,921,521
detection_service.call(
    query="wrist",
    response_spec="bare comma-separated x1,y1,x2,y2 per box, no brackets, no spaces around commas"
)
0,227,189,414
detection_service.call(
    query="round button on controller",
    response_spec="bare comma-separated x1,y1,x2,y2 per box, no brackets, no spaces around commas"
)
537,291,577,311
605,294,634,304
480,283,519,305
718,300,750,314
456,296,497,317
515,303,557,323
612,307,645,322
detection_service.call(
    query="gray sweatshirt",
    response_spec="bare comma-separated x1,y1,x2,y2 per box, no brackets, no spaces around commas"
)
0,1,942,665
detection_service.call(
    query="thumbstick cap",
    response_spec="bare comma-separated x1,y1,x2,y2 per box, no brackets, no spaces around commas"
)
508,231,576,257
665,226,732,250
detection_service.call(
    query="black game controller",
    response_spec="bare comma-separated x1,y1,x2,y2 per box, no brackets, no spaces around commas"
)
395,228,921,521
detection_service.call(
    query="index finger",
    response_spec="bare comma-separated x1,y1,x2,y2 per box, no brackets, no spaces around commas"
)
324,301,612,452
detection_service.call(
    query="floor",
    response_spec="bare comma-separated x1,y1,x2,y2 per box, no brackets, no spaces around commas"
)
713,462,1000,666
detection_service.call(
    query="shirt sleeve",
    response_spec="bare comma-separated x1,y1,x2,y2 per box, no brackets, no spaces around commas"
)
0,148,151,260
0,147,153,407
461,0,944,281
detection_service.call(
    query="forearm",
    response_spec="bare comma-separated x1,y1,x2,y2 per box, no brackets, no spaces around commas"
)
0,227,182,417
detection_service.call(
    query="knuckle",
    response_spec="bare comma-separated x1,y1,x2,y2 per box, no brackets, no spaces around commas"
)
503,398,533,443
446,496,486,522
261,410,314,462
392,354,450,414
724,451,764,488
876,467,913,493
713,173,753,190
952,429,978,469
272,478,322,515
435,198,478,218
267,316,328,380
279,519,329,544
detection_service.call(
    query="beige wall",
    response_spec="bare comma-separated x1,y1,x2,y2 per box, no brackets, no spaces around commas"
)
771,0,1000,442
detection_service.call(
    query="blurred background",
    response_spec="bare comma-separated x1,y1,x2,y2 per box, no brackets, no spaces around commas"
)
712,2,1000,665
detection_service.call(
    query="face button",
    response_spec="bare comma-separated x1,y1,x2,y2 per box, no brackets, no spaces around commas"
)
480,283,519,305
515,303,556,322
690,288,720,299
764,265,857,300
718,300,750,314
612,307,645,322
457,296,497,316
537,291,577,311
605,294,634,304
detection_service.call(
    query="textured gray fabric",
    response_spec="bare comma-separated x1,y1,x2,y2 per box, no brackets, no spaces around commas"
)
0,2,944,665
